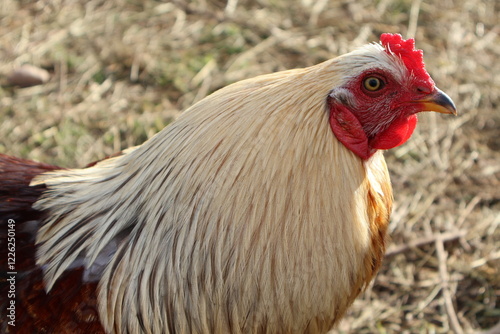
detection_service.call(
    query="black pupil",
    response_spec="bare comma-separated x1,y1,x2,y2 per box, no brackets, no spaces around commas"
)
368,78,379,88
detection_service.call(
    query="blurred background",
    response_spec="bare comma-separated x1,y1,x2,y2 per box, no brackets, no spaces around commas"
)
0,0,498,333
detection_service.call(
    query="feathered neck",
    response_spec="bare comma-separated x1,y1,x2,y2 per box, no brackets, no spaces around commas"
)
32,56,391,333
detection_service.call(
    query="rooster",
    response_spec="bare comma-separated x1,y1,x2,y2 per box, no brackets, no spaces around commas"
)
0,34,456,333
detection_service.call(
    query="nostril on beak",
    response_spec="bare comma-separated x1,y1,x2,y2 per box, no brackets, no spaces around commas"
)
416,85,432,94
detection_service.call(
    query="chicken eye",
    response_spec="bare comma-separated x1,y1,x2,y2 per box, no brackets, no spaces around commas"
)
363,77,384,91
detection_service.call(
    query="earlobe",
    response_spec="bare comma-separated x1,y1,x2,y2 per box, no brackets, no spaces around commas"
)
329,101,374,160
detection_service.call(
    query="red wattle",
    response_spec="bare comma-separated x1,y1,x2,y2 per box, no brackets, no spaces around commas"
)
370,115,418,150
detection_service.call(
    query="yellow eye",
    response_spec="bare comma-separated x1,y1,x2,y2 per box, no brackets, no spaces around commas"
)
363,77,383,91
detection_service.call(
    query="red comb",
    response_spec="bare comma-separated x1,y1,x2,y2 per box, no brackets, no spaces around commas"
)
380,33,434,89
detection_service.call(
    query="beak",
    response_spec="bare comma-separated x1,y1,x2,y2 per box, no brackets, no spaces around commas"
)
413,88,457,115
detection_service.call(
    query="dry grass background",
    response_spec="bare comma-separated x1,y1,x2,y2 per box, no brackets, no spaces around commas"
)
0,0,499,333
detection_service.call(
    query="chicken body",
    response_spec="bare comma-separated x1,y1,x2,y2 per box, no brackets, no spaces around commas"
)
0,34,455,333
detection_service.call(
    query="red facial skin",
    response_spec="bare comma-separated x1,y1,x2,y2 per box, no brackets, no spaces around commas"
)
328,69,434,160
328,33,446,160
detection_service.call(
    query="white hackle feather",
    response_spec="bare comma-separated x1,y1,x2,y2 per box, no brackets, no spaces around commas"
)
32,42,399,333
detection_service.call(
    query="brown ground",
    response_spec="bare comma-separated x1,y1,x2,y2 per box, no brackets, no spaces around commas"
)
0,0,498,333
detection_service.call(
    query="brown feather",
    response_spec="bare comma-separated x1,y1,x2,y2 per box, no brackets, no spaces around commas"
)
4,42,403,333
0,154,105,333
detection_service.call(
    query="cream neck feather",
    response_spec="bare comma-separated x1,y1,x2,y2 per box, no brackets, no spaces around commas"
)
33,46,392,333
